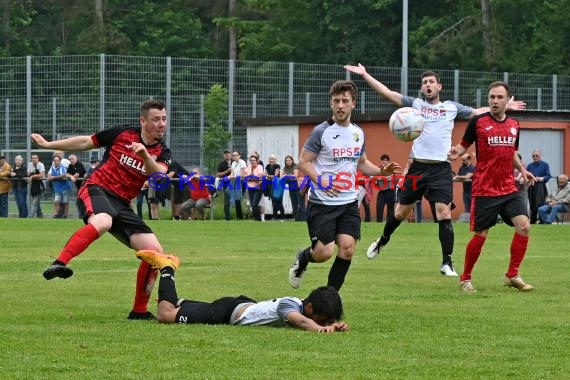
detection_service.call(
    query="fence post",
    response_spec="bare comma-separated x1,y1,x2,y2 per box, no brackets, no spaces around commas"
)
288,62,294,117
26,56,32,162
360,91,365,114
454,69,460,102
305,92,310,116
52,98,57,141
166,56,172,148
199,95,205,171
552,74,558,110
228,60,235,150
537,88,542,110
252,93,257,118
5,99,9,159
476,88,481,108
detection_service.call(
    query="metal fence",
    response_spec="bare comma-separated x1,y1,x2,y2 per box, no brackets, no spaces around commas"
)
2,55,569,170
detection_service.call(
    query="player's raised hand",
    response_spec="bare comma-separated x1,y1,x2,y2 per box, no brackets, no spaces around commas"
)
507,96,526,111
31,133,49,147
344,63,367,76
126,142,149,158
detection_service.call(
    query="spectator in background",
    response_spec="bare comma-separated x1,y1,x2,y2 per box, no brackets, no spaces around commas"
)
454,154,475,214
67,154,87,191
216,150,232,220
375,154,396,223
86,159,100,176
526,150,551,224
9,155,29,218
136,184,151,220
47,155,72,218
228,150,246,220
538,174,570,224
27,154,45,218
53,150,70,169
170,161,189,220
0,155,12,217
266,154,285,221
356,170,372,222
282,155,306,221
180,168,211,220
245,155,264,221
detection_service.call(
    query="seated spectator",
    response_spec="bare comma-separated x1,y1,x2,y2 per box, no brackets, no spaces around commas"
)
538,174,570,224
180,168,211,220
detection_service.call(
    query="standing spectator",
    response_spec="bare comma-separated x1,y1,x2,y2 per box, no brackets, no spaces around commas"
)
53,150,70,169
169,161,189,220
288,80,400,291
31,99,173,320
356,170,372,222
0,155,12,217
266,154,285,221
282,155,306,221
228,150,246,220
216,150,232,220
526,150,551,224
514,153,530,213
344,63,525,277
180,168,211,220
449,81,535,293
454,154,475,214
47,156,72,218
9,155,29,218
136,184,151,220
67,153,87,191
27,154,45,218
245,155,264,221
86,159,100,176
375,154,396,223
537,174,570,224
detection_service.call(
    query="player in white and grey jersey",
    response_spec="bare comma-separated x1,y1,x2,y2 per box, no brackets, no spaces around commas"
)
344,64,526,277
288,80,400,291
135,250,349,333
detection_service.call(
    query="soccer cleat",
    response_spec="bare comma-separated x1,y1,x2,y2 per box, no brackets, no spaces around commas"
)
135,250,180,271
366,237,386,260
440,264,458,277
459,280,477,293
43,264,74,280
503,275,534,292
288,251,307,289
127,311,156,320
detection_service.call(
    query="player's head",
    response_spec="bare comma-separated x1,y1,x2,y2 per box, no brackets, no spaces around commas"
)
420,71,442,101
329,80,357,125
303,286,343,326
140,99,167,143
380,154,390,162
487,81,510,117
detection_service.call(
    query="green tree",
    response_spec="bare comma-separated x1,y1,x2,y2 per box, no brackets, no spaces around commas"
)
203,84,231,175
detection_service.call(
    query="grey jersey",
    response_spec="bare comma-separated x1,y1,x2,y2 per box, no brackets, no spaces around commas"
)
233,297,303,327
303,120,365,205
401,96,473,161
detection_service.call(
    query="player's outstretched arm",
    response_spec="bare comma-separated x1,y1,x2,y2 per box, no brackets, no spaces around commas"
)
470,96,526,117
286,311,347,333
344,63,403,106
31,134,96,151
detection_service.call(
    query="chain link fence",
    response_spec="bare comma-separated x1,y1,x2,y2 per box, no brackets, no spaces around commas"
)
2,55,568,170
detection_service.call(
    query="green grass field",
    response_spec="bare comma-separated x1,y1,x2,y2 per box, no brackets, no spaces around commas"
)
1,219,568,379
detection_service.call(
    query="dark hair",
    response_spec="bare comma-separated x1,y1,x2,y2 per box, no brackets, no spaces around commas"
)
488,81,510,94
380,154,390,161
305,286,343,321
329,80,357,101
420,71,440,83
223,150,231,154
284,155,295,166
140,99,166,116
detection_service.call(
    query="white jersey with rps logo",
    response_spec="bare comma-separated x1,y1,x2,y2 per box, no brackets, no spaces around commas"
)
402,96,473,161
233,297,303,326
303,120,365,205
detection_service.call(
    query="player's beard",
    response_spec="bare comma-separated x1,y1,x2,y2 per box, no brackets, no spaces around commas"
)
334,110,350,125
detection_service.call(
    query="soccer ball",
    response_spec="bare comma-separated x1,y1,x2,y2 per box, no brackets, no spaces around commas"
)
389,107,424,142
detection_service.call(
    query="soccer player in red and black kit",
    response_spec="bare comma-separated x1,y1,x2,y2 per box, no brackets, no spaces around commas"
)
31,99,173,319
449,82,536,293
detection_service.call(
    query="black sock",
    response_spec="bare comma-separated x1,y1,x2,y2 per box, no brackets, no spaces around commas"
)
158,267,178,306
381,212,402,244
327,256,352,291
297,247,314,270
438,219,454,265
52,260,66,266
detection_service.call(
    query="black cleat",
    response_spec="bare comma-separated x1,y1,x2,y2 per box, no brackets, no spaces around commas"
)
43,264,73,280
127,311,156,320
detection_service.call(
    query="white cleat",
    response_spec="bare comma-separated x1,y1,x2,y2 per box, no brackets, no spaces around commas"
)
366,238,385,260
440,264,458,277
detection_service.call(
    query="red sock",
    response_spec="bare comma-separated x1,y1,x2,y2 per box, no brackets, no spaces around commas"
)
506,233,528,278
460,234,486,281
57,224,100,264
132,260,158,313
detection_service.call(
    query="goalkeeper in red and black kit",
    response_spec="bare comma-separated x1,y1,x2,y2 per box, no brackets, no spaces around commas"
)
31,99,173,320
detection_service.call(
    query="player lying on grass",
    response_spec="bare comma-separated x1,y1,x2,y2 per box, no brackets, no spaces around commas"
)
136,250,349,333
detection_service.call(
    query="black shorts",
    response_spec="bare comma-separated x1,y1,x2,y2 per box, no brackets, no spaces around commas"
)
306,201,360,247
470,192,528,232
175,295,256,325
77,185,153,247
398,160,453,205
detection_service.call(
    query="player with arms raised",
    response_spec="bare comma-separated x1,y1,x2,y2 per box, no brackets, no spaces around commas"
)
31,99,173,319
449,81,535,292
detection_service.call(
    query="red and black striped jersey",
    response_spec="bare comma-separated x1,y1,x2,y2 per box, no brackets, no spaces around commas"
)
86,125,172,202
